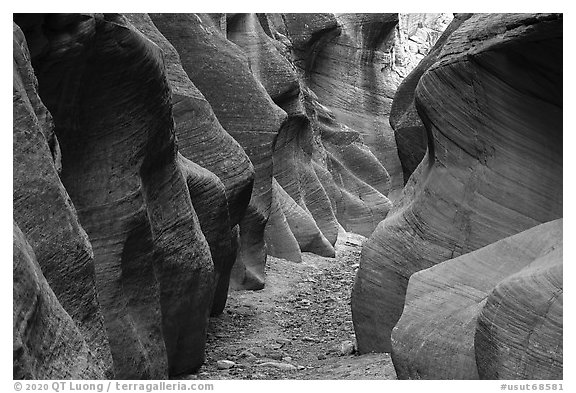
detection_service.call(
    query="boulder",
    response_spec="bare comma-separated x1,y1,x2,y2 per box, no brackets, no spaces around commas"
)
391,219,562,380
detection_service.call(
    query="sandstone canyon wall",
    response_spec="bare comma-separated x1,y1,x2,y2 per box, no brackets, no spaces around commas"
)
13,12,421,379
14,12,561,381
351,13,563,378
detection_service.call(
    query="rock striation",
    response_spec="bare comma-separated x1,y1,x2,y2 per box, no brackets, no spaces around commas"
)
124,13,255,316
390,14,467,182
391,219,562,380
352,13,562,354
282,13,403,196
13,13,231,378
13,21,111,378
150,13,286,290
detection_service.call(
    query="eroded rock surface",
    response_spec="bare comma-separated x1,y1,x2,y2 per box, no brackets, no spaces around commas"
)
391,219,562,380
15,13,217,377
13,21,112,378
352,13,562,354
150,13,285,290
390,14,468,182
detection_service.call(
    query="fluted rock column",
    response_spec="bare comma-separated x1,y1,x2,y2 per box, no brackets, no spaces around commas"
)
13,223,107,379
13,21,111,378
23,13,214,377
125,13,255,315
151,13,286,290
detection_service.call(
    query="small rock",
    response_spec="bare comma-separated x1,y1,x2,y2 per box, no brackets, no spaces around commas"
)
275,338,291,345
217,360,235,369
339,340,356,356
248,347,266,357
317,353,326,360
351,263,360,269
259,362,297,371
238,350,257,361
268,352,283,360
297,365,305,370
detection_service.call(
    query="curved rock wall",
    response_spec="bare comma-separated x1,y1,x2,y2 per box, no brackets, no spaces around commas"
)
390,14,468,182
13,13,235,378
150,13,286,290
13,22,111,378
391,219,562,380
282,13,403,197
351,13,562,354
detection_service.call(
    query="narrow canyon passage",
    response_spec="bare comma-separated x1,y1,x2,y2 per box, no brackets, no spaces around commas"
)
183,232,396,380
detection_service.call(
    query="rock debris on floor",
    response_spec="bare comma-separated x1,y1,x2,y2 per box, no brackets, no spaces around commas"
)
179,232,396,380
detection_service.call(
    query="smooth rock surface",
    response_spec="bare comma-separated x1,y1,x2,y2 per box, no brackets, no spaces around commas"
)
151,13,286,290
13,222,107,379
20,14,215,377
12,21,112,378
352,13,562,353
391,219,562,380
126,13,254,316
390,14,469,182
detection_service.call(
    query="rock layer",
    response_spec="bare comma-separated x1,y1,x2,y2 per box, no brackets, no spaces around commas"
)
283,13,404,196
352,13,562,353
13,223,106,379
390,14,469,182
17,13,216,377
391,219,562,380
151,13,286,290
13,21,112,378
125,13,255,315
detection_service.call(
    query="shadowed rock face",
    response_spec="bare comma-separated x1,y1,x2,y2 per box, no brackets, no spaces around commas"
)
16,13,216,377
124,13,255,316
13,223,106,379
352,13,562,354
236,13,394,261
283,13,404,197
150,13,286,290
391,219,562,380
390,14,470,182
13,22,111,378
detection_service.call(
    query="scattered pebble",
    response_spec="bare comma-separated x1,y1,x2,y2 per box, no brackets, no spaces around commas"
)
217,360,235,369
339,340,356,356
259,362,297,371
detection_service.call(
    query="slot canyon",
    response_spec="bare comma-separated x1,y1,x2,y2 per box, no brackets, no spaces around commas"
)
13,12,562,380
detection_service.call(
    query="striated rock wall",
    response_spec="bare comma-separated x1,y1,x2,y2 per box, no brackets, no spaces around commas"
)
390,14,466,182
352,13,562,354
281,13,401,198
13,223,107,379
391,219,562,380
124,12,255,316
150,13,285,290
13,13,239,378
13,22,111,378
